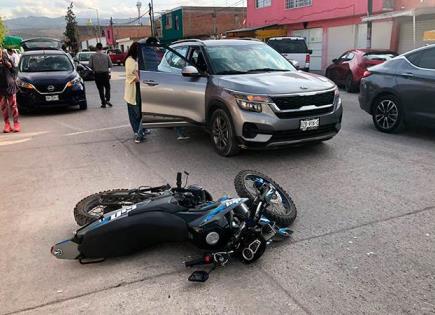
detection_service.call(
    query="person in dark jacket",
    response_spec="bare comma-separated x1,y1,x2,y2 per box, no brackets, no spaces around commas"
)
0,49,20,133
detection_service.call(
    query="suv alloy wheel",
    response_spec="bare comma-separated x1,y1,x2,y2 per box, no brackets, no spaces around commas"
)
210,108,240,157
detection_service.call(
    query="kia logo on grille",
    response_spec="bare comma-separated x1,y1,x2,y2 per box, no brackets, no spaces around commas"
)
47,85,55,92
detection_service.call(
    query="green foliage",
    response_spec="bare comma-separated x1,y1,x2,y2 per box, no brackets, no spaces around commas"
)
64,2,79,53
0,17,7,47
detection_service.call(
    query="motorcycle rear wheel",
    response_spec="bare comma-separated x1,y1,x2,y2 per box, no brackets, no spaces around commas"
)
74,189,131,226
234,170,297,227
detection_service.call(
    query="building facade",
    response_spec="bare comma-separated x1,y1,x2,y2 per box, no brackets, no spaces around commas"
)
160,6,247,43
247,0,435,70
78,25,151,51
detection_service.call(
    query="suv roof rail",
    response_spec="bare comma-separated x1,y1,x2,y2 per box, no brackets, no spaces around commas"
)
172,39,204,44
238,38,262,42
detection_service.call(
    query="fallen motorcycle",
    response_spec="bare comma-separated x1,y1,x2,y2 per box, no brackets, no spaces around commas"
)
51,170,297,282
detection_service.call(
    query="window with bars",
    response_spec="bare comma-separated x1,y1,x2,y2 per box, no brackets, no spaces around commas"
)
285,0,312,9
256,0,272,8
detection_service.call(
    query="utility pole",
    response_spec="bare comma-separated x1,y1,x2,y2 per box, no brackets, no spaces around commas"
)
149,1,155,37
366,0,373,49
136,1,142,25
110,17,115,48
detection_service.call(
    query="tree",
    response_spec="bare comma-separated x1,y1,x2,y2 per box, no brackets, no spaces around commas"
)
64,2,79,53
0,17,7,46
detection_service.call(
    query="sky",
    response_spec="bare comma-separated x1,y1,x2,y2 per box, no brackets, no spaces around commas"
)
0,0,245,20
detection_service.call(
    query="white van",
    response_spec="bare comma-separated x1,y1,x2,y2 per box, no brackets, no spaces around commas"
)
267,37,312,72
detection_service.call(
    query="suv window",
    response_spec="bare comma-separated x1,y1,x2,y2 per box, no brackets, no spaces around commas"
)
166,46,188,69
407,48,435,70
267,39,308,54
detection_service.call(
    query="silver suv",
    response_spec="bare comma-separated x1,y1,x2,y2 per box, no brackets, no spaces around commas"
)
139,39,342,156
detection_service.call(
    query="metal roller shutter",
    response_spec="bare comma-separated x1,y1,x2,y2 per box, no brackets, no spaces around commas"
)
399,18,435,54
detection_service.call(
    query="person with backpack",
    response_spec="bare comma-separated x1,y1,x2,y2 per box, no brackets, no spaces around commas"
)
0,49,20,133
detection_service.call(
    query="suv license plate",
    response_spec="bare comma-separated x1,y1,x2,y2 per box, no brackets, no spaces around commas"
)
300,118,319,131
46,95,59,102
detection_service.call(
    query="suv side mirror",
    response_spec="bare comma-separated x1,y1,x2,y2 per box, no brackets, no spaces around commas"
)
182,66,201,77
308,49,313,55
332,58,338,64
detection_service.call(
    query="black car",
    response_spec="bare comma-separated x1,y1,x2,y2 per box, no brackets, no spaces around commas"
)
17,50,87,112
359,44,435,133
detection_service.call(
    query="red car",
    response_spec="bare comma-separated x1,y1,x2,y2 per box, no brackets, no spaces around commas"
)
325,49,397,92
107,49,127,66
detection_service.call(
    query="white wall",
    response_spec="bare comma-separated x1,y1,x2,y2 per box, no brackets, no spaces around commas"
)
80,37,107,50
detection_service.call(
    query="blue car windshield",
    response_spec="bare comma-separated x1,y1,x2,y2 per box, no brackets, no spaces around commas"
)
205,43,295,75
20,55,73,72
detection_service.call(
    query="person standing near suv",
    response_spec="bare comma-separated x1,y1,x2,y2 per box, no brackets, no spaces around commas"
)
0,48,20,133
89,43,113,108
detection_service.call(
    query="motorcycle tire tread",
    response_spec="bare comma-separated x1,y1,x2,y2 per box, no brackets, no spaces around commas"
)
234,170,297,227
73,189,130,226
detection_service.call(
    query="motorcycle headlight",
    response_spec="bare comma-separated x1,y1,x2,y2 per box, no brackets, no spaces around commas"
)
16,78,35,90
66,76,83,88
229,91,271,113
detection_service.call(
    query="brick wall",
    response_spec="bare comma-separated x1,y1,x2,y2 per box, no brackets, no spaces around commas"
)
182,7,246,38
112,25,151,40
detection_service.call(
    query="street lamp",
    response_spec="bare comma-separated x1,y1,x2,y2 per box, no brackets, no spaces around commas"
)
88,7,101,44
136,1,142,25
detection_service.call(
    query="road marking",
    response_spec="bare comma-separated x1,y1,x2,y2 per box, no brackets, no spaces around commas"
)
65,124,130,136
0,138,31,146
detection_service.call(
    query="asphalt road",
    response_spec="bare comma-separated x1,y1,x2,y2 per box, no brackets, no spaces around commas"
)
1,68,434,315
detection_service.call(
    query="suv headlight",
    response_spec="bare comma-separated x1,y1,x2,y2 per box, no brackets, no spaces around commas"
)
66,76,83,88
16,78,35,90
229,92,271,113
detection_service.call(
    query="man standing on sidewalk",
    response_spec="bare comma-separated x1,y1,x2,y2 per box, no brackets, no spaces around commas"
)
89,43,113,108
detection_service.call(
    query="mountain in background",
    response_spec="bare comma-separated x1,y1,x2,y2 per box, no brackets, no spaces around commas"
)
5,16,150,39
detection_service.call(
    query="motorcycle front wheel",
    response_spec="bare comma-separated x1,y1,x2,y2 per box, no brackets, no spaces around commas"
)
234,170,297,227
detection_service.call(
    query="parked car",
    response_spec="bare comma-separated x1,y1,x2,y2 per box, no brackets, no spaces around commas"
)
107,48,127,65
74,51,96,66
326,49,397,92
139,39,342,156
16,50,87,112
359,44,435,133
267,37,312,71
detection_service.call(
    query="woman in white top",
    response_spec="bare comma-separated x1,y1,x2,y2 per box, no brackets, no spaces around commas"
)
124,42,147,143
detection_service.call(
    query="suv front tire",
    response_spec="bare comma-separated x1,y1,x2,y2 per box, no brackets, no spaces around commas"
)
210,108,240,157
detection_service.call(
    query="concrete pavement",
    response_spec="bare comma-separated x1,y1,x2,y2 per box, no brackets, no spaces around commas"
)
0,68,434,314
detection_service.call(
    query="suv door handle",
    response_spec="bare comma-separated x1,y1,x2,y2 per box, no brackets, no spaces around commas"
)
143,80,159,86
401,72,414,78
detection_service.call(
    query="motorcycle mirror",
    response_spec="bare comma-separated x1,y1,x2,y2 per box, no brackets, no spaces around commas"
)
188,270,209,282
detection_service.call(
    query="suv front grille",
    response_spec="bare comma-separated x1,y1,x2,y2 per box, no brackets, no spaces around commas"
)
275,107,333,119
34,83,65,93
271,91,335,111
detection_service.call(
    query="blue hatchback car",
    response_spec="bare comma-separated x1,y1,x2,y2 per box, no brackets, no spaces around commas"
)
17,50,87,112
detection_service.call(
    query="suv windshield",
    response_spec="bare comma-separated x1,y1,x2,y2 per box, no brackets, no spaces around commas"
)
267,39,308,54
78,53,95,61
206,43,295,75
20,54,73,72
